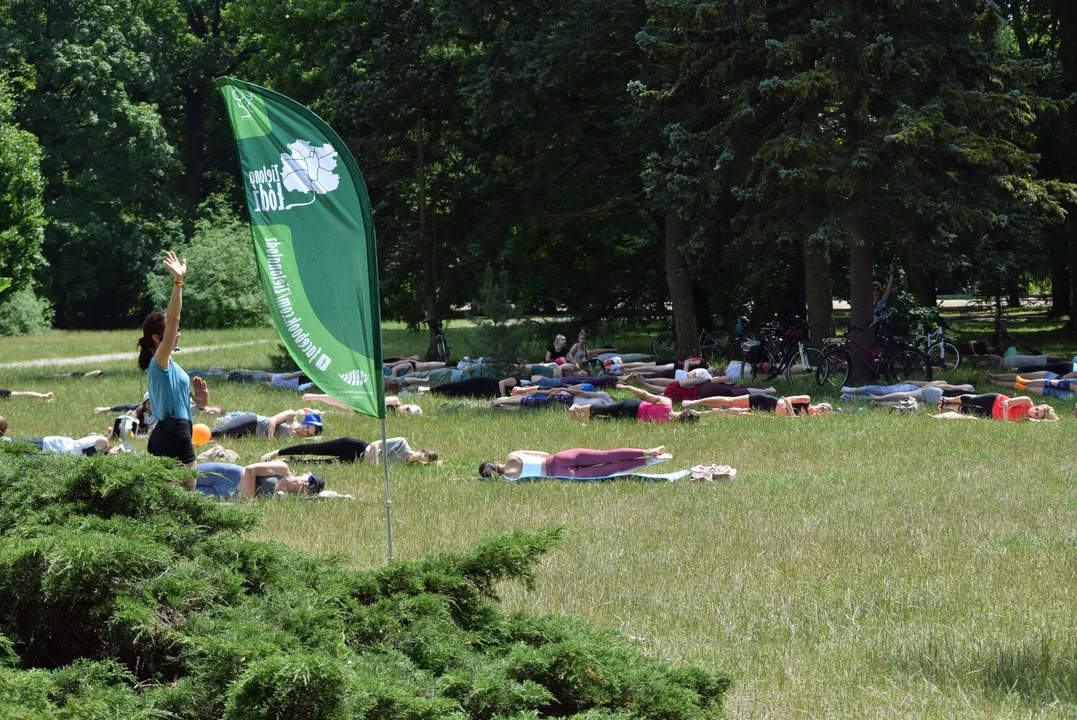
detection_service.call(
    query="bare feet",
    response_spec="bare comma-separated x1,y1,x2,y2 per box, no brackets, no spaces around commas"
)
644,446,666,458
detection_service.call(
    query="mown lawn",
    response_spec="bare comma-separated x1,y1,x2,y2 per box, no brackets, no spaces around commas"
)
0,314,1075,718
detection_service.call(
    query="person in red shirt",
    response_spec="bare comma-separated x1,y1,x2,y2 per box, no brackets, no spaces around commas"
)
568,385,700,424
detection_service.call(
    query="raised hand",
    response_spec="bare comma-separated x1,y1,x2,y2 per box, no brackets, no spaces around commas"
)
163,250,187,282
191,376,209,409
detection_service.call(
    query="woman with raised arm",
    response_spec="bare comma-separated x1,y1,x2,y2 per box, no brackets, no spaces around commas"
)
479,446,671,479
137,251,202,478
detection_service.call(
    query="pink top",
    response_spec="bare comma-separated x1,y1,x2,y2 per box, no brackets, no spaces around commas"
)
636,401,671,423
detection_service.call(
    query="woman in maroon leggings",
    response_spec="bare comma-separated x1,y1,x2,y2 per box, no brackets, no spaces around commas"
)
479,446,672,479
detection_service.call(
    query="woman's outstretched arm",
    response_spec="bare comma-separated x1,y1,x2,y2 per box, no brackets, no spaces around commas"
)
154,251,186,370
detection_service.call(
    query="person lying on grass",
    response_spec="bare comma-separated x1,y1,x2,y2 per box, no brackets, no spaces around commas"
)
987,366,1077,385
385,359,447,377
626,374,776,402
210,408,323,440
1,422,127,456
95,383,219,435
619,359,709,379
985,374,1077,398
301,393,424,416
868,385,973,407
186,368,319,392
681,394,833,416
493,384,613,410
976,352,1069,370
417,376,517,398
934,394,1058,421
43,370,103,379
258,439,435,467
840,381,970,398
194,460,325,498
479,446,671,480
568,385,700,424
261,437,437,465
0,389,53,401
526,374,618,389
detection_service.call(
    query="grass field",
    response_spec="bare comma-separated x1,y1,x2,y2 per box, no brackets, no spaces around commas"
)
1,316,1076,718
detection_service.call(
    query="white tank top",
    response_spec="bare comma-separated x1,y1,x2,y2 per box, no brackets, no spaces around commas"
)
517,456,547,478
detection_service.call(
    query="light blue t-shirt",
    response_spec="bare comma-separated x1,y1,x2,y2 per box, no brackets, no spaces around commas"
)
148,357,191,422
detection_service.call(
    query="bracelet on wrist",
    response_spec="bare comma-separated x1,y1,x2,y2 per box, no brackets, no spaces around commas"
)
173,280,184,287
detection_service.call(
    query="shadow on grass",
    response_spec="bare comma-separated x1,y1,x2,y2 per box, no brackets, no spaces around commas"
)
883,634,1077,706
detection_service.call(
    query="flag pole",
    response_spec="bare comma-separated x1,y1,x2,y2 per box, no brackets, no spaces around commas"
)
380,415,394,562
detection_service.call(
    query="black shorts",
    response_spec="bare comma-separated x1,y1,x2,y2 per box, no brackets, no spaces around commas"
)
148,418,196,465
0,390,10,399
589,399,641,420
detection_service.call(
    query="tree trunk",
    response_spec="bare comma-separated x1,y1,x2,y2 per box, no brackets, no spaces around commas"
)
416,107,440,358
1068,230,1077,330
803,236,833,346
1049,230,1069,317
665,210,701,357
848,174,875,381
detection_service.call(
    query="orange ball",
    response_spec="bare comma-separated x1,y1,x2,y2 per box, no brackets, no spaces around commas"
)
192,423,211,446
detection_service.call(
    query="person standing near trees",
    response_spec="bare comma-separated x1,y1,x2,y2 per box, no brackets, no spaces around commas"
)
872,264,895,324
137,251,199,479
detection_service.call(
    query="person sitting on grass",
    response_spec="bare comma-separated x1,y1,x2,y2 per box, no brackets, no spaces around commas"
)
210,409,324,440
568,385,700,424
261,437,437,465
682,394,833,417
566,328,617,366
194,460,325,498
0,389,54,401
479,446,672,480
934,393,1058,421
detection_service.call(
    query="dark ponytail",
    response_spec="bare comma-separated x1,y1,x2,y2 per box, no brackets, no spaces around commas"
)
137,311,166,371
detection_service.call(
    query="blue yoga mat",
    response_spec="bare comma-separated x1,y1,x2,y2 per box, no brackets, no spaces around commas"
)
485,469,691,483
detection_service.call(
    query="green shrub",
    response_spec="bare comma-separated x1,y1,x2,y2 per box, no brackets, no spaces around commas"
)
0,445,731,718
149,198,270,329
0,284,53,336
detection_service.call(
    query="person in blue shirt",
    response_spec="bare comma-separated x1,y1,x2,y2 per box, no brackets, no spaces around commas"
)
137,251,199,477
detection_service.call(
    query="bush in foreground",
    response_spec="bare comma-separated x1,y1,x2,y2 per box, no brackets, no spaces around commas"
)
0,446,730,719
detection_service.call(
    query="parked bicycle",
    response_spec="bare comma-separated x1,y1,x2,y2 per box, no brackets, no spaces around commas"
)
652,326,732,363
917,322,962,372
737,315,825,385
816,310,932,387
427,316,451,363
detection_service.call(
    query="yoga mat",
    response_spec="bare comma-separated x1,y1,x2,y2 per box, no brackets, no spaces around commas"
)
484,470,691,483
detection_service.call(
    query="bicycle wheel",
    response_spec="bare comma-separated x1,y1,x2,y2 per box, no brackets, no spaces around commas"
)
785,345,826,385
435,336,450,363
652,331,676,362
819,345,850,388
887,346,933,383
927,342,962,372
699,330,732,362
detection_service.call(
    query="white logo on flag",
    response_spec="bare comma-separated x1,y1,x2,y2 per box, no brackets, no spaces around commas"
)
340,369,369,387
